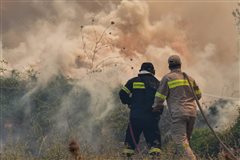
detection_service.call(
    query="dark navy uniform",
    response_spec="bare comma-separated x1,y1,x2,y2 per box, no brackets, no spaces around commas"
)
119,62,162,156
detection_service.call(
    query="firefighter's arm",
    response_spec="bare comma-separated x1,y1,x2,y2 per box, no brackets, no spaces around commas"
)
152,76,169,113
119,80,133,105
193,80,202,100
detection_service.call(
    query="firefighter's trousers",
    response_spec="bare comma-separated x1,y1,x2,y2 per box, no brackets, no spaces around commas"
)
124,116,161,150
171,116,196,160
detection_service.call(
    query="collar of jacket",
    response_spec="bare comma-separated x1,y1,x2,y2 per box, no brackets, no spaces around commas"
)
138,70,153,75
171,68,181,73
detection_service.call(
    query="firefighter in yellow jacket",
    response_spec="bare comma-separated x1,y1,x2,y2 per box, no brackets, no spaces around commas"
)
152,55,201,160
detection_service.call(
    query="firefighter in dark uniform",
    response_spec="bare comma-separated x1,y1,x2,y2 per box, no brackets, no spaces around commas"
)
119,62,162,157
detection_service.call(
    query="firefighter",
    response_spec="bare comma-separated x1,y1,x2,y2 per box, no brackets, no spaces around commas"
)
119,62,162,158
152,55,201,160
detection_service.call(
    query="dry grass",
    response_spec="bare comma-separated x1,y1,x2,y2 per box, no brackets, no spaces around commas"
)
1,135,237,160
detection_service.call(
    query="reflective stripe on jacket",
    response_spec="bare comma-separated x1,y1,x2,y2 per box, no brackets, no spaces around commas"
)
119,73,160,118
154,69,201,118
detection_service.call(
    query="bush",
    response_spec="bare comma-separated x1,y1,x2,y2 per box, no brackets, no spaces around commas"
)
191,128,219,157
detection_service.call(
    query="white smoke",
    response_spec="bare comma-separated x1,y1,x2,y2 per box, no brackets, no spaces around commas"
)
2,0,240,149
213,100,240,130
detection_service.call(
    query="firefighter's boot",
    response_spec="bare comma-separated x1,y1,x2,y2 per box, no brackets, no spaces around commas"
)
148,147,161,160
122,148,135,159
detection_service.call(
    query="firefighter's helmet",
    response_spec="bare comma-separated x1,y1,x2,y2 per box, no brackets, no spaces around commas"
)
140,62,155,75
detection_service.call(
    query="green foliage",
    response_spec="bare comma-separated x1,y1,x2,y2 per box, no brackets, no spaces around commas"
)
29,75,73,137
0,77,27,134
1,142,34,160
191,109,240,158
209,106,218,115
220,108,240,149
105,104,129,140
104,87,129,140
229,109,240,147
191,128,219,157
1,74,74,153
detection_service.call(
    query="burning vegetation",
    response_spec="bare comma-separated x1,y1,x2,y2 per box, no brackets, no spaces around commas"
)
1,0,240,159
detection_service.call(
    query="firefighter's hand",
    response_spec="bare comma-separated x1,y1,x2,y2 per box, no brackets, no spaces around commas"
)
152,104,164,113
152,106,161,112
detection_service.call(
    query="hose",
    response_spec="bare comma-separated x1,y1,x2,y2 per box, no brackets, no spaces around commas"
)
128,121,141,153
128,121,145,159
183,72,239,160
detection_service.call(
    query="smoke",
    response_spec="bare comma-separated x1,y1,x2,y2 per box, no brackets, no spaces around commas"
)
211,100,240,130
1,0,240,151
